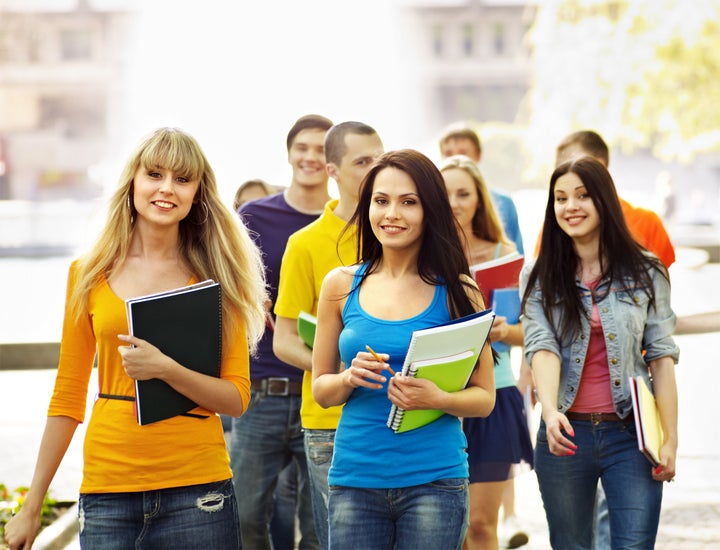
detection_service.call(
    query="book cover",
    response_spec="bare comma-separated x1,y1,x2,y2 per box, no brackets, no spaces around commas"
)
470,252,524,305
389,349,476,433
386,308,495,433
126,280,222,426
490,287,521,353
629,375,663,467
298,310,317,349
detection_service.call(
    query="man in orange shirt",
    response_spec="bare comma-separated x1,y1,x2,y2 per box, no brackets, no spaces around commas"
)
535,130,675,269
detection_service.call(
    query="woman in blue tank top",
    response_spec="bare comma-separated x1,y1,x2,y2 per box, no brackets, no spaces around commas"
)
312,149,495,550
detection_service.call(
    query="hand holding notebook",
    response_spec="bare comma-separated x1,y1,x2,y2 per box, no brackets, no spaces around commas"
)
387,308,495,433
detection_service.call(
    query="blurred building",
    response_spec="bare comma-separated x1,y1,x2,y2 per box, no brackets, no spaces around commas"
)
399,0,537,133
0,0,137,200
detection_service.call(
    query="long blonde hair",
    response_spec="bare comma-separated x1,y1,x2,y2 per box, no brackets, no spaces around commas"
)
439,154,509,245
69,127,268,353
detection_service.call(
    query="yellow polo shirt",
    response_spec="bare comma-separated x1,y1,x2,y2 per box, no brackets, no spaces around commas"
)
275,199,357,429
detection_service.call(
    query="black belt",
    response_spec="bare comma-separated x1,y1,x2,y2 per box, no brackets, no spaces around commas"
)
98,393,209,419
566,411,630,425
251,377,302,397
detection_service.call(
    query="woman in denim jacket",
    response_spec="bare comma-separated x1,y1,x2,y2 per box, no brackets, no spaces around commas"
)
520,156,679,549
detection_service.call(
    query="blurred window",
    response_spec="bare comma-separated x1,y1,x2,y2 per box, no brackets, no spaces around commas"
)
432,24,444,57
493,22,506,56
60,28,92,60
462,23,474,57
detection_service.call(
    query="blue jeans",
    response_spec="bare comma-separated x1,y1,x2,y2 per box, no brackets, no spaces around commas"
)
304,429,335,550
592,482,611,550
328,479,469,550
78,479,240,549
270,460,299,550
535,419,663,549
229,392,318,550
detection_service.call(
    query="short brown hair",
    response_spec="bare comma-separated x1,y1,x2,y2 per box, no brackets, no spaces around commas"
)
286,114,334,151
438,122,482,157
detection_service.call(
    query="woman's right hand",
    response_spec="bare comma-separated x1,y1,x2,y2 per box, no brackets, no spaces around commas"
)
543,409,578,457
3,506,41,550
343,351,391,390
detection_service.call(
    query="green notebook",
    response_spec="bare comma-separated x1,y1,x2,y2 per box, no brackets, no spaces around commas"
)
298,311,317,349
386,308,495,433
388,349,478,433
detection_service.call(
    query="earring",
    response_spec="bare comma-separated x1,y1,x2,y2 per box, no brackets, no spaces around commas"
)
127,194,134,224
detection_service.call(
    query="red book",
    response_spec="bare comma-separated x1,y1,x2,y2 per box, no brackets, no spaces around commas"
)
469,252,524,304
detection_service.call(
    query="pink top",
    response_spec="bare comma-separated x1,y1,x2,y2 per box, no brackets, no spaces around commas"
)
569,279,614,413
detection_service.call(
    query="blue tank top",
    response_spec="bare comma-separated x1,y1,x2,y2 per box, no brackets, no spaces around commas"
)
329,263,469,489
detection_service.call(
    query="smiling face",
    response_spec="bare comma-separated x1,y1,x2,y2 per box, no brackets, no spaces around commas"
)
369,166,424,253
132,164,200,227
553,171,600,244
288,128,328,188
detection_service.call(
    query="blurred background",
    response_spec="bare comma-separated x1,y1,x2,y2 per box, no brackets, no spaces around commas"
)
2,4,719,545
1,0,719,322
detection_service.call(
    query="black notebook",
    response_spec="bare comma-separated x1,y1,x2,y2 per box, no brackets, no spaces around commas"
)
125,280,222,425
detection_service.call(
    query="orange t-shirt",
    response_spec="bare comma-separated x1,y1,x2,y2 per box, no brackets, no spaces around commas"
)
48,261,251,493
533,197,675,268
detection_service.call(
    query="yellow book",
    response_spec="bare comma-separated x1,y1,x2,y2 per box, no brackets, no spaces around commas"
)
629,376,664,467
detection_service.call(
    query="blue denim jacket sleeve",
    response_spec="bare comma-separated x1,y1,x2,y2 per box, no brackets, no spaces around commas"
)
520,259,680,417
520,261,561,365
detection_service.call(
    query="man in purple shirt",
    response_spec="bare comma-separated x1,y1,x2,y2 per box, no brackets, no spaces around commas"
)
229,114,333,550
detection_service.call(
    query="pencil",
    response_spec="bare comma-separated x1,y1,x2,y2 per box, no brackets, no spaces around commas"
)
365,345,396,375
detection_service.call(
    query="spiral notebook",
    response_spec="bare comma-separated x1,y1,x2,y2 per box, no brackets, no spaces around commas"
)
387,308,495,433
126,280,222,425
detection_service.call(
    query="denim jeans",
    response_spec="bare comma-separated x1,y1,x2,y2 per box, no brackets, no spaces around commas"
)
229,392,318,550
269,460,299,550
535,419,663,549
328,478,469,550
592,482,611,550
78,479,240,549
303,428,335,550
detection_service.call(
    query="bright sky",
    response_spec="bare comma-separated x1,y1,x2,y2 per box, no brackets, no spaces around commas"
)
118,0,428,201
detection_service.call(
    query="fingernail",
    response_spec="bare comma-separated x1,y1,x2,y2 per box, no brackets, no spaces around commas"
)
565,450,575,456
654,466,663,475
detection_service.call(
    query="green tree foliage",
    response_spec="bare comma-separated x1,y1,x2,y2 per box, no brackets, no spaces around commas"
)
524,0,720,163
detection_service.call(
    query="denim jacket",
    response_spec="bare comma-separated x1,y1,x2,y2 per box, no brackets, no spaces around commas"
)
520,259,679,419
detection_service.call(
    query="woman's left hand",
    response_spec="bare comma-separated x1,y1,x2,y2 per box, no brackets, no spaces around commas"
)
652,442,677,483
117,334,172,380
388,375,442,410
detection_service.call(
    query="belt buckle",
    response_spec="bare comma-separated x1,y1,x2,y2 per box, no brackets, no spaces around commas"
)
590,412,602,425
267,377,290,396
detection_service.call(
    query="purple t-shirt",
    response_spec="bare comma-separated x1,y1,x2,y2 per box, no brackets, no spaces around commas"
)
238,192,320,381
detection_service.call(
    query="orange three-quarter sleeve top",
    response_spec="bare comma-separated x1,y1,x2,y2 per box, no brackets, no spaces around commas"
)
48,261,251,493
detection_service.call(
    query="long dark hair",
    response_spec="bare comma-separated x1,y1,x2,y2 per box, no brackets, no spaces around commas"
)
343,149,478,319
522,156,667,339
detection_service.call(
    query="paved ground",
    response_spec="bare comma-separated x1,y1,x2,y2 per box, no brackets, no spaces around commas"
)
1,256,719,548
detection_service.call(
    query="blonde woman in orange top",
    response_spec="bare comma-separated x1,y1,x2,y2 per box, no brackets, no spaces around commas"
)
4,128,268,550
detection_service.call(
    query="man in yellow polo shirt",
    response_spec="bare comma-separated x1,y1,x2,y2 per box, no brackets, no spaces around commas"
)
274,121,384,550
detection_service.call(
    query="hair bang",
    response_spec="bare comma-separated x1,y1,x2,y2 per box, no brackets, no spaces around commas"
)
140,132,204,182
